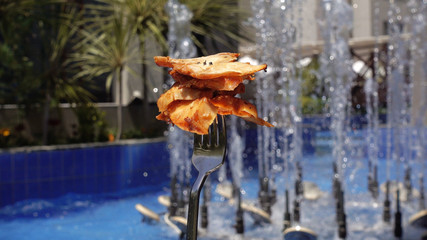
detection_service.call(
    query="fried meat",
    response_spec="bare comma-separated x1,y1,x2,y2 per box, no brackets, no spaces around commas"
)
157,98,218,135
154,52,239,68
172,62,267,80
209,95,273,127
154,52,273,134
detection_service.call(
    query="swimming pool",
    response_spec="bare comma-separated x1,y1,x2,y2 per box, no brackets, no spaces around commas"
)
0,127,425,239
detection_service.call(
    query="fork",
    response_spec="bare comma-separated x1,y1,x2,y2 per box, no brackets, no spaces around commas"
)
186,115,227,240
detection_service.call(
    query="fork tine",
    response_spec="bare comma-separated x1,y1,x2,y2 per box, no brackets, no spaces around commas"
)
202,133,209,148
219,115,226,145
194,134,202,148
211,119,218,146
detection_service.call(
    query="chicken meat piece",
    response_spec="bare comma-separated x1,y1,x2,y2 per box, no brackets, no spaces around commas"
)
170,70,253,91
154,52,273,134
171,62,267,80
157,98,218,135
157,84,213,112
154,52,239,68
209,95,273,127
215,83,245,96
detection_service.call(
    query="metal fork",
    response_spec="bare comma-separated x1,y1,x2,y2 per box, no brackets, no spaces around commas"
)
186,115,227,240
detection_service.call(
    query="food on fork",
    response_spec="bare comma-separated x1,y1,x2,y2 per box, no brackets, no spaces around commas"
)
209,95,273,127
171,62,267,80
154,52,239,68
154,52,273,134
156,84,214,112
157,98,218,136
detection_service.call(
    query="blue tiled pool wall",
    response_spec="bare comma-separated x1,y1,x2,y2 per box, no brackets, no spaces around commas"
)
1,116,424,208
0,140,170,207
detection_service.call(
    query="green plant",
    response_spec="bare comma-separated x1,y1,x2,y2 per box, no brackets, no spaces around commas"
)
0,0,39,106
1,0,252,146
299,56,325,115
0,124,38,148
38,4,95,144
183,0,250,54
71,104,109,143
71,8,141,141
1,1,95,145
72,0,247,141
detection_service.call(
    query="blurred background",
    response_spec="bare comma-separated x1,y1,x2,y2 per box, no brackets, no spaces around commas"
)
0,1,426,239
0,0,424,148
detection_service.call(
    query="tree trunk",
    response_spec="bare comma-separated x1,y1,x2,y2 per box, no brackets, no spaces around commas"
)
42,92,51,145
116,68,123,141
140,39,149,120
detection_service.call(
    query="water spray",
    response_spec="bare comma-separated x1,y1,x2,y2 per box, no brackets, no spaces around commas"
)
404,167,413,200
234,186,244,235
394,189,403,239
165,0,197,222
337,190,347,239
371,165,379,199
420,176,426,210
383,181,391,223
283,189,292,231
169,174,179,217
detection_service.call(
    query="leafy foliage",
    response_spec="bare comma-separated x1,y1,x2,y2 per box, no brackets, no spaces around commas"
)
300,56,325,115
183,0,250,53
0,0,251,146
70,104,109,143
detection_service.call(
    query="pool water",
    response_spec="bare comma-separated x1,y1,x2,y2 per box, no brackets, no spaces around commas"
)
0,187,172,240
0,150,424,240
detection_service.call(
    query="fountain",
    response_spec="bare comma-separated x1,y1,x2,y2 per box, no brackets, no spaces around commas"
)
134,0,427,239
162,2,198,236
1,1,427,240
406,0,427,233
136,0,197,237
318,1,354,238
365,0,381,201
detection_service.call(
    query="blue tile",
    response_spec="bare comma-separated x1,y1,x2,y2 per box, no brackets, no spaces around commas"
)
120,171,133,190
107,146,117,175
73,149,86,177
49,150,64,179
114,146,123,173
129,170,146,187
70,177,85,194
12,152,26,183
0,183,13,207
63,149,76,178
37,151,52,180
26,152,39,181
132,144,146,171
13,182,27,203
121,145,133,174
84,148,96,178
36,180,51,198
96,147,111,175
83,176,97,194
26,181,41,200
97,175,108,193
37,151,51,168
62,178,74,194
37,167,52,181
48,181,62,199
0,153,12,183
100,174,119,193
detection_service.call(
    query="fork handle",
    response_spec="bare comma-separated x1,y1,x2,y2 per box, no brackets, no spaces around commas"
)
186,172,208,240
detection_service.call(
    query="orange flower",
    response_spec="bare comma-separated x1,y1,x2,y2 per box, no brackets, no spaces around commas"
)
108,133,114,142
1,129,10,137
